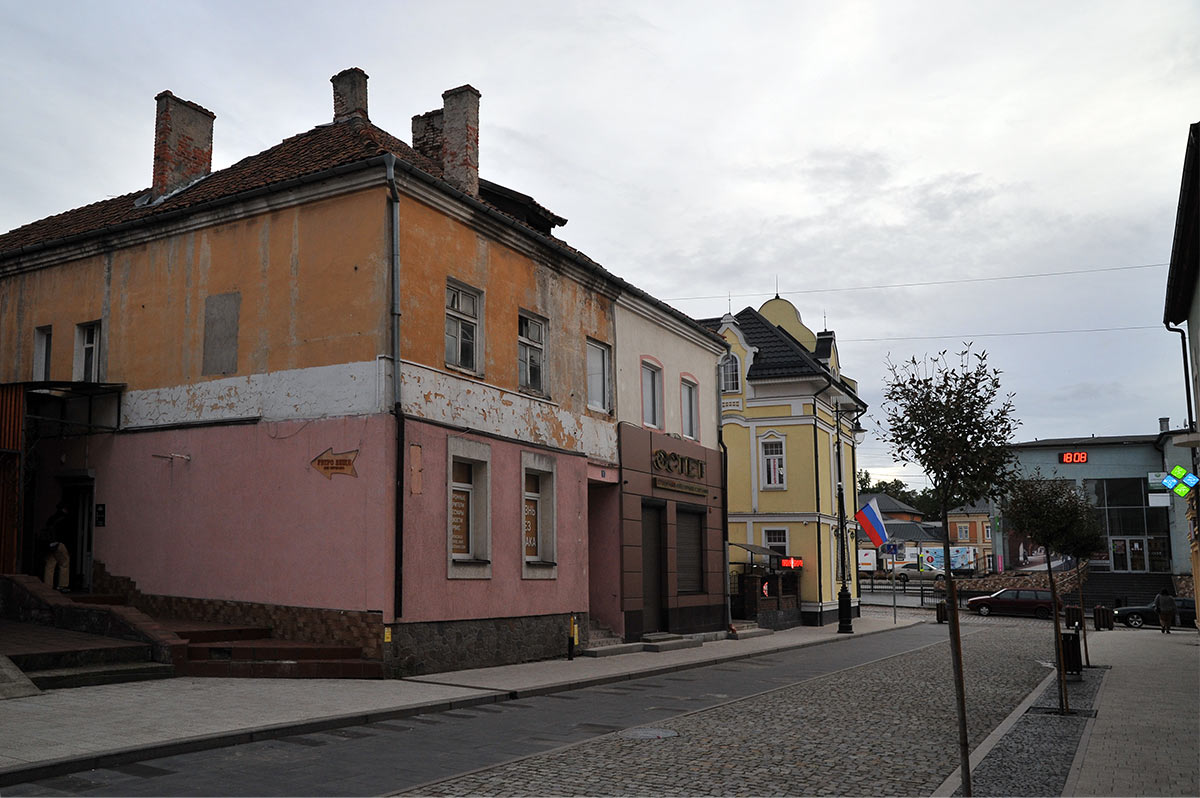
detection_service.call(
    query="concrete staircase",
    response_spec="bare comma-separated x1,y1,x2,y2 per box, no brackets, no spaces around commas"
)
4,620,174,690
1078,572,1176,610
730,620,773,640
168,619,382,679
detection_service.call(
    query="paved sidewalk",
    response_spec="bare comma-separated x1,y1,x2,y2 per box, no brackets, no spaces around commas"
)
2,611,1196,796
0,615,916,786
1065,627,1199,797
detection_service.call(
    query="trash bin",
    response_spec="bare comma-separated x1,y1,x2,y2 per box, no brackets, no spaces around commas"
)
1064,605,1083,628
936,601,948,624
1092,604,1114,631
1061,628,1082,675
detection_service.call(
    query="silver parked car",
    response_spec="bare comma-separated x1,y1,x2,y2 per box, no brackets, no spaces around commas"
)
890,562,946,584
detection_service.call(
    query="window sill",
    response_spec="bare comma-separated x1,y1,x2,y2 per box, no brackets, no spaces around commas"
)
761,485,786,491
445,363,483,379
524,559,557,568
519,387,551,401
451,557,491,565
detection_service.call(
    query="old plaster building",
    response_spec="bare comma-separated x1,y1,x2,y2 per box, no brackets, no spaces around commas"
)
701,297,864,627
0,69,727,676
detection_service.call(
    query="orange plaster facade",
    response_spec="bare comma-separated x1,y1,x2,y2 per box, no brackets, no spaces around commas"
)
2,189,391,389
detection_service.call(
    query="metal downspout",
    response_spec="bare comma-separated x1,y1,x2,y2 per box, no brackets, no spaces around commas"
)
1165,323,1197,473
717,359,731,632
812,379,834,624
386,154,405,620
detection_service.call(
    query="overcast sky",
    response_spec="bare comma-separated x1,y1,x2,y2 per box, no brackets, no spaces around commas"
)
3,1,1198,487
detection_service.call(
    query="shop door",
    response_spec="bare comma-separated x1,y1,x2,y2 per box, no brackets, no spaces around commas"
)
641,504,664,634
1110,537,1148,573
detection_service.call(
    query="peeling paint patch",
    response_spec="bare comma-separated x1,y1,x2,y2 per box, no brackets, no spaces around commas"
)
122,361,387,427
399,362,618,461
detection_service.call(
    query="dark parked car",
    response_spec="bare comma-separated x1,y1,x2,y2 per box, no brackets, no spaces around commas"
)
1115,597,1196,629
967,588,1058,619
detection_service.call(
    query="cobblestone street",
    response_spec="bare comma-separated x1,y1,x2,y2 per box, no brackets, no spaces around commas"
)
408,610,1061,797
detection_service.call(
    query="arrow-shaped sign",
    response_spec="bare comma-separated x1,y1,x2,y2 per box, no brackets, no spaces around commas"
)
311,448,359,479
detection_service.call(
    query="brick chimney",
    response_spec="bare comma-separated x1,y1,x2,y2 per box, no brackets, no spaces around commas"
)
152,91,215,200
412,86,480,196
331,67,368,122
411,108,443,164
442,85,480,196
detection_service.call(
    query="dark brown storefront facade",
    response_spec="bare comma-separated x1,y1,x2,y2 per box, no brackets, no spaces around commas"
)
617,423,726,641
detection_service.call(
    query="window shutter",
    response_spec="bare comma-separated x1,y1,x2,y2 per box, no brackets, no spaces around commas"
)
677,511,704,593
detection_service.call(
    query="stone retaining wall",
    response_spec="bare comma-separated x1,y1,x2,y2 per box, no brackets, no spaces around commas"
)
384,612,584,677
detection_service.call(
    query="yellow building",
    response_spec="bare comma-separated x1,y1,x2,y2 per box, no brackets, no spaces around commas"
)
702,297,864,627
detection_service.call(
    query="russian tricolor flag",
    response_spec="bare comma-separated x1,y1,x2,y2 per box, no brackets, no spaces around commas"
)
855,498,888,547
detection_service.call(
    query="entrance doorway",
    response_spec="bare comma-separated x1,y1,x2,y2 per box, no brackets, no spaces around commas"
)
1110,537,1148,573
53,474,94,592
641,503,664,634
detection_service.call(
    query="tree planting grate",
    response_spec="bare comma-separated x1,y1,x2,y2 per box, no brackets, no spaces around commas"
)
618,727,679,740
1026,706,1097,718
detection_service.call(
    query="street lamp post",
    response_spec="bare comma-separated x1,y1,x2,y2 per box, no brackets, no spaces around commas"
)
836,403,853,634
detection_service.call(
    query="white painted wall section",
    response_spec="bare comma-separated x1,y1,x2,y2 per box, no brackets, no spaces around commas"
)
122,360,390,427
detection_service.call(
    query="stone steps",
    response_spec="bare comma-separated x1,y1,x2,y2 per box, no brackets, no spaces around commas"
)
581,631,706,657
165,621,382,679
28,661,175,690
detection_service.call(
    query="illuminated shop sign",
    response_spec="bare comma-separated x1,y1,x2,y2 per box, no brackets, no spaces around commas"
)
1161,465,1199,497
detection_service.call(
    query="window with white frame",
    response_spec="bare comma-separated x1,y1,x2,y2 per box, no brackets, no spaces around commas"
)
586,340,611,412
34,326,52,381
957,523,970,541
764,528,788,556
521,451,557,579
984,523,992,541
681,378,699,440
447,436,491,578
517,313,545,393
445,283,480,372
761,438,785,489
641,361,663,428
719,353,740,393
75,321,101,382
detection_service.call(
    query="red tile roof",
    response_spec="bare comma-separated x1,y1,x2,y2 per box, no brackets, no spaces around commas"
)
0,118,440,256
0,111,727,349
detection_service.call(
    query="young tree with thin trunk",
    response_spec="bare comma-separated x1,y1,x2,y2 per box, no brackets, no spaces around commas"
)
1000,474,1104,713
878,347,1019,797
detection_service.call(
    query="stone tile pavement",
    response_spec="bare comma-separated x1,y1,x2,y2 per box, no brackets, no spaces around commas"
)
2,607,1196,796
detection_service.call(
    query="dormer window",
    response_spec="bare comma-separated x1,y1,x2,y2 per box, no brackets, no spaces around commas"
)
719,354,740,393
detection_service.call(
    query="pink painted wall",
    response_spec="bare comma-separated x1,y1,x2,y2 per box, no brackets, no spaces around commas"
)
587,482,623,636
52,414,397,619
401,419,589,622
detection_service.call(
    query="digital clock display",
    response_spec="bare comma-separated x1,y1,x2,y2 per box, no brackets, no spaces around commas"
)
1059,451,1088,464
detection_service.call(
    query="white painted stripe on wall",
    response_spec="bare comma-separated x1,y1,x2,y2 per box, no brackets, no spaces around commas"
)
122,360,390,427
